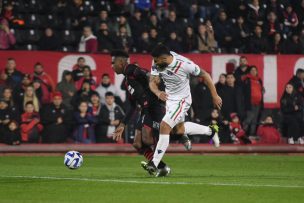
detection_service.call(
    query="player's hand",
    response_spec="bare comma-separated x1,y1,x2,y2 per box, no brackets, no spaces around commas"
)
157,91,168,101
213,95,222,110
113,124,125,141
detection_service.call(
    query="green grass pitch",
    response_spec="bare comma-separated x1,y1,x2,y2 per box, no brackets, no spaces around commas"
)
0,155,303,203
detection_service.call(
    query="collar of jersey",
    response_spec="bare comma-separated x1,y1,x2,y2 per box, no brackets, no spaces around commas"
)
167,54,177,68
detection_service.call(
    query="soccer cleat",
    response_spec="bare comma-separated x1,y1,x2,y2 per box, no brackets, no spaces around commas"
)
180,134,192,151
146,161,158,176
141,161,155,175
209,124,220,148
156,165,171,177
298,137,304,145
288,137,295,145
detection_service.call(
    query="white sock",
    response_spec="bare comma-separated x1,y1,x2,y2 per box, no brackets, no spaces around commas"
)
184,122,212,136
152,134,170,167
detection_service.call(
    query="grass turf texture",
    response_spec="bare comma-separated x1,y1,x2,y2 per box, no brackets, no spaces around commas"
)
0,155,303,203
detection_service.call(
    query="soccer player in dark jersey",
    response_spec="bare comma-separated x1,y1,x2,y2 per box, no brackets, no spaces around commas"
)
110,50,191,177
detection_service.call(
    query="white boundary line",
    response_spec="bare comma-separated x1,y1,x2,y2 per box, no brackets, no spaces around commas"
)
1,175,304,188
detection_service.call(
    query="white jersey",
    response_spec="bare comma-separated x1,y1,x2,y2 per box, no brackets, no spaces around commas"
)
151,52,201,101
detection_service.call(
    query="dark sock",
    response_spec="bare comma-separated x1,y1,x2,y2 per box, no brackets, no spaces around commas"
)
158,161,166,169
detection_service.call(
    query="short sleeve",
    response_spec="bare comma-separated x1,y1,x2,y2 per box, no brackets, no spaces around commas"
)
184,61,201,76
151,63,159,76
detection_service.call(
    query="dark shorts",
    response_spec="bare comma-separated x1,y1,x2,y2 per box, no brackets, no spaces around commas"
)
135,103,165,133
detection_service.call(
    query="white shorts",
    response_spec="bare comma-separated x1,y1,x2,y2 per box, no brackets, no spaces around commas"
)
162,97,191,128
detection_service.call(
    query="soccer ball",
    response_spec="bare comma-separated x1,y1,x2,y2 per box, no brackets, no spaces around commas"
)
64,151,83,169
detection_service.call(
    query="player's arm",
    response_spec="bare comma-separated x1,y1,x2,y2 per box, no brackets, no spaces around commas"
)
199,69,222,110
149,75,168,101
113,100,136,141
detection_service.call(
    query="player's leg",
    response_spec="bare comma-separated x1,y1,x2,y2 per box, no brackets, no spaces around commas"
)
171,124,192,151
141,125,170,176
175,121,220,147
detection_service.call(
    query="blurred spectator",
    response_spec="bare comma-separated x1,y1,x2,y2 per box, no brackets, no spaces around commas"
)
295,0,304,27
96,22,117,53
149,28,161,50
2,3,14,22
247,0,265,30
1,87,19,121
215,73,226,91
20,101,43,143
219,73,238,120
263,11,282,39
75,65,96,90
147,13,162,32
229,113,251,144
71,80,98,109
197,22,217,53
22,86,40,113
0,99,13,142
151,0,169,19
96,92,125,143
56,70,77,109
33,62,56,105
1,58,23,89
41,92,71,143
78,26,98,53
283,33,303,54
72,57,86,82
38,28,61,51
288,68,304,97
116,25,133,52
67,0,90,28
283,5,298,35
3,121,21,145
0,17,16,50
96,73,120,105
14,74,32,110
300,28,304,49
214,10,235,53
256,115,281,144
247,25,268,54
93,9,114,32
268,32,284,54
192,77,213,124
130,9,147,43
242,66,264,135
182,26,198,53
162,10,183,37
234,16,250,53
280,83,304,144
136,31,151,53
89,92,102,117
73,101,97,143
114,14,132,37
165,31,182,53
265,0,284,21
1,87,15,107
234,56,250,120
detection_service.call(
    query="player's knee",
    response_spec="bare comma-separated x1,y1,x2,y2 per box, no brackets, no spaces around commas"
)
160,121,172,134
174,123,185,135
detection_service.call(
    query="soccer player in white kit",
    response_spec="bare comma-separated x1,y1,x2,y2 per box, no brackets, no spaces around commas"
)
145,44,223,176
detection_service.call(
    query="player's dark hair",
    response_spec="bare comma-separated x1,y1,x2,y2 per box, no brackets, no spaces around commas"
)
105,91,114,97
151,43,171,57
7,57,15,61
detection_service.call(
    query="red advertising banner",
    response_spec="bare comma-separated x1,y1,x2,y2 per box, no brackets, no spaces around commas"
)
0,51,303,108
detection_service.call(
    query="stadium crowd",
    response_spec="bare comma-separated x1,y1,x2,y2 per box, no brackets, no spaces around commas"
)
0,0,304,54
0,56,303,145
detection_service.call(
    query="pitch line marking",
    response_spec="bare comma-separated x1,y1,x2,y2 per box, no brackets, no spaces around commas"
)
1,175,304,189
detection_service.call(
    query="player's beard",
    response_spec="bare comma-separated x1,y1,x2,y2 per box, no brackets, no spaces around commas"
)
157,63,168,71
